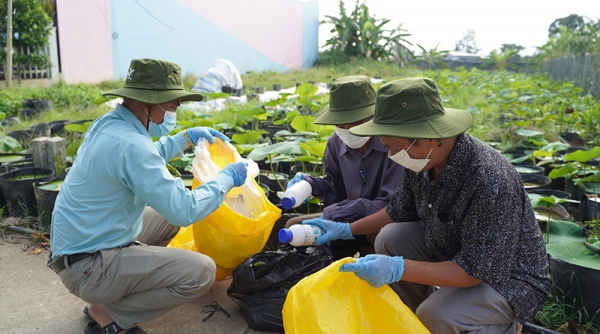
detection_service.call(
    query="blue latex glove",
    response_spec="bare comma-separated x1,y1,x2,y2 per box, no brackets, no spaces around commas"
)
339,254,405,288
286,172,305,190
187,127,230,145
302,218,354,246
220,161,248,187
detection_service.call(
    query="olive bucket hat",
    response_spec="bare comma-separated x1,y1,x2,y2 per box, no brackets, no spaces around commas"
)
102,58,204,104
350,77,472,139
314,75,376,125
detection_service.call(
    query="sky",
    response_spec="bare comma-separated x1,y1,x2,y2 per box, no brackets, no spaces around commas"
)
318,0,600,56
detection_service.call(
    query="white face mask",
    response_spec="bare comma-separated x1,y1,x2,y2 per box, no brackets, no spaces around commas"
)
335,127,370,149
388,139,433,172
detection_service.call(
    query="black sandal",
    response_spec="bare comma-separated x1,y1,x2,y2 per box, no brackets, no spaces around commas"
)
84,320,147,334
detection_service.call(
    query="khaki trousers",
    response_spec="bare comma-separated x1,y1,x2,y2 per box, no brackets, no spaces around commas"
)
57,206,216,329
375,222,520,334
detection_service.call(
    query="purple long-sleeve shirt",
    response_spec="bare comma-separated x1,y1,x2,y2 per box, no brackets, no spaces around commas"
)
304,133,404,222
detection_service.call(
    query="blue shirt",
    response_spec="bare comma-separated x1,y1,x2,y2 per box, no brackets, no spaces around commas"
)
50,104,234,259
304,133,404,222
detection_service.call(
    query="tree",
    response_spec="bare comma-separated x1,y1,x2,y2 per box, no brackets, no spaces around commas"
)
414,43,449,70
389,23,414,67
319,0,413,64
481,49,520,71
454,30,481,54
0,0,52,83
500,44,525,55
548,14,597,38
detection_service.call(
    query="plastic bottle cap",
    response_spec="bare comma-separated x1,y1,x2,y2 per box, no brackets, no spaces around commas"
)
278,228,294,243
281,196,296,210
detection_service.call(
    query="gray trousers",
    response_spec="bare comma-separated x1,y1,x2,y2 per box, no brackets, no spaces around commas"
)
375,222,520,334
56,206,216,329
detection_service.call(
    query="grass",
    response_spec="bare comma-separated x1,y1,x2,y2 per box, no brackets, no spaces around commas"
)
534,289,600,333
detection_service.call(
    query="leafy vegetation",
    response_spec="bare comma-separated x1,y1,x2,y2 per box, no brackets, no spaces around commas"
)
318,0,412,66
2,2,600,330
0,0,53,81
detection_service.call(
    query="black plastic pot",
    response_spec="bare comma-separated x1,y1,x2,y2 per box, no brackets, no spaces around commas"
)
0,153,26,165
0,167,55,218
19,149,33,159
46,120,70,136
23,98,52,111
513,164,544,175
289,163,323,178
259,182,270,197
533,205,570,222
548,254,600,327
0,156,25,208
33,178,64,227
521,174,552,191
0,165,18,211
7,129,35,144
579,193,600,222
29,123,51,137
257,171,288,205
6,158,34,169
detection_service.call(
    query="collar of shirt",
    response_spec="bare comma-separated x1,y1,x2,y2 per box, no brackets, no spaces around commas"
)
337,134,387,156
114,103,153,139
423,133,473,183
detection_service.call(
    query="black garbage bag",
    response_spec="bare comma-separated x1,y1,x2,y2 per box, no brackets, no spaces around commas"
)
227,244,334,332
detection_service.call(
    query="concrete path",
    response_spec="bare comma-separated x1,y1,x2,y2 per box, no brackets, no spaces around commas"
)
0,237,280,334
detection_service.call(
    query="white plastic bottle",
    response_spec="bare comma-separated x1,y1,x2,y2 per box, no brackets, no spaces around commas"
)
278,224,325,247
281,180,312,210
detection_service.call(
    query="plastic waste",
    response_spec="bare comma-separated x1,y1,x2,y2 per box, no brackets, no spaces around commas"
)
227,244,334,331
283,257,431,334
281,180,311,209
167,138,281,280
278,224,324,247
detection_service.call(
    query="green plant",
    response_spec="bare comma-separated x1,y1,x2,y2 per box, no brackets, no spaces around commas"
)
17,199,31,227
585,214,600,252
35,206,50,231
534,289,600,332
549,147,600,194
320,0,412,63
533,15,600,67
528,193,579,243
0,0,53,84
481,49,520,71
63,121,93,158
414,43,449,70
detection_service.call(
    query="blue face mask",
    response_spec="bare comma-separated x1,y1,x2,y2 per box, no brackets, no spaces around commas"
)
147,105,177,137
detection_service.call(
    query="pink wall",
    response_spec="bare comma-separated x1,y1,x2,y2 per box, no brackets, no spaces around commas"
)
179,0,304,69
56,0,113,84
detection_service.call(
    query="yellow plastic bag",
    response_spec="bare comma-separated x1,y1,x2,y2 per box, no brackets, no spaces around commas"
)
168,139,281,280
282,258,430,334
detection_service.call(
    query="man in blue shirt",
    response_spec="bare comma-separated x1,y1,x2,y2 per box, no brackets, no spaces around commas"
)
48,59,248,334
285,75,404,259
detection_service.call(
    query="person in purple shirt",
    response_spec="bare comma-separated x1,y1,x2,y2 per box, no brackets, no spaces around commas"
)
285,75,404,259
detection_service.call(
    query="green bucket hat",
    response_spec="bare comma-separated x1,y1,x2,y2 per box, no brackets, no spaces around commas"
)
314,75,376,125
350,77,472,139
102,58,204,104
